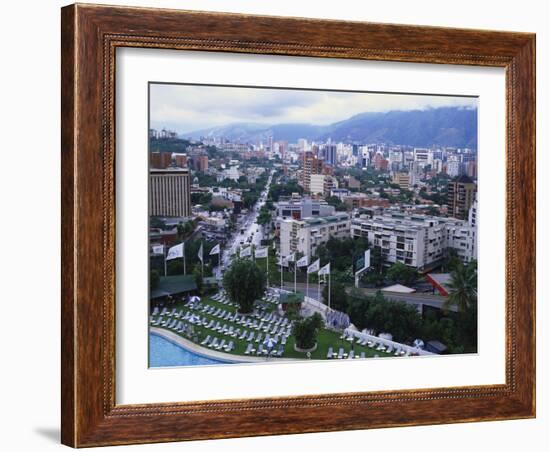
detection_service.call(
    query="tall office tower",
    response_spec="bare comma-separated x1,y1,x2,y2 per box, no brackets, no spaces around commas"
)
300,150,325,192
447,175,477,220
322,143,337,166
149,168,192,217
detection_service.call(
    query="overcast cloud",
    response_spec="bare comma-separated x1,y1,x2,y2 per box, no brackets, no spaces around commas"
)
150,83,477,134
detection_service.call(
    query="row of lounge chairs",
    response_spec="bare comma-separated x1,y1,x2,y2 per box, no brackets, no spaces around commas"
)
326,346,367,360
200,335,235,352
244,342,284,357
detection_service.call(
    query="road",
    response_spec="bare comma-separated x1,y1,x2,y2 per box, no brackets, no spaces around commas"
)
220,170,275,269
272,281,454,312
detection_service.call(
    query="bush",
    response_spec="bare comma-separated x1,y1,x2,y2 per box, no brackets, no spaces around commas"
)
293,313,323,349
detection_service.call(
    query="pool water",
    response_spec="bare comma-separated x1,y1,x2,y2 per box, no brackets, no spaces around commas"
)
149,333,233,367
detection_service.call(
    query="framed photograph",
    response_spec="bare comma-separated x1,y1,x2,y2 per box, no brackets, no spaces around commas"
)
61,3,536,447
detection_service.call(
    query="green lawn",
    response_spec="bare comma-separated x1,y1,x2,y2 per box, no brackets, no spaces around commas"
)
150,295,394,361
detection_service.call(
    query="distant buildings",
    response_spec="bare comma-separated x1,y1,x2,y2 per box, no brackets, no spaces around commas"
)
392,172,410,190
279,213,351,257
149,168,192,217
447,175,477,220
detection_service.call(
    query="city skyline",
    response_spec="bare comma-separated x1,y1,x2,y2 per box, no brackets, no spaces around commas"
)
150,83,478,135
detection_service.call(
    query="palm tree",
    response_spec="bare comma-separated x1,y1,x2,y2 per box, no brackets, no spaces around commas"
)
444,261,477,313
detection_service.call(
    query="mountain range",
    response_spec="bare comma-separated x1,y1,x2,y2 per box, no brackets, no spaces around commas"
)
182,106,477,148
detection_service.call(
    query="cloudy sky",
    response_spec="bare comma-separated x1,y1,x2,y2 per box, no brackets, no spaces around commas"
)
150,83,477,134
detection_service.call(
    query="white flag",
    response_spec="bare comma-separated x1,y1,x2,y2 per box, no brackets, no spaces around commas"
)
240,246,252,258
152,244,164,255
318,263,331,276
198,243,204,262
296,255,309,267
363,249,371,269
307,259,320,274
255,247,268,258
287,252,296,262
166,243,184,261
278,255,289,267
209,244,221,256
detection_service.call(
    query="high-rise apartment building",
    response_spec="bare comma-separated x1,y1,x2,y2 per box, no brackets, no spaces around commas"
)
392,172,410,190
149,168,192,217
447,175,477,220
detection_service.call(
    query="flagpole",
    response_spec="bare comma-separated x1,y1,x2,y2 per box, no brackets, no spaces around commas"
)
266,252,269,287
163,245,167,277
201,241,204,277
328,271,331,310
306,271,309,301
294,261,297,293
280,256,283,292
218,250,221,280
182,241,186,275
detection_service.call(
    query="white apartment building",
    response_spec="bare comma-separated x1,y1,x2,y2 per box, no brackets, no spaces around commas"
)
279,213,351,258
309,174,326,195
276,198,335,220
351,212,476,270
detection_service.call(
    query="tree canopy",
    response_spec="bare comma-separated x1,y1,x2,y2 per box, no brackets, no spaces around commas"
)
223,259,266,314
292,312,323,349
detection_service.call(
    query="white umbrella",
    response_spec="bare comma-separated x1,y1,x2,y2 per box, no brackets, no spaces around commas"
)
190,295,201,303
413,339,425,349
263,337,277,351
189,314,201,324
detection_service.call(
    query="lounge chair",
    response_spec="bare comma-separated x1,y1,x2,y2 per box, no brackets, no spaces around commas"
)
255,333,263,343
239,330,248,340
360,351,366,359
348,350,355,359
326,347,333,359
224,341,234,352
216,339,226,350
200,335,211,346
276,345,284,357
209,338,219,348
337,348,344,359
256,344,264,355
244,343,253,355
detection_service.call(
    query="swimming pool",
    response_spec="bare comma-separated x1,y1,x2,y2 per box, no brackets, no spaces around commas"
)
149,333,233,367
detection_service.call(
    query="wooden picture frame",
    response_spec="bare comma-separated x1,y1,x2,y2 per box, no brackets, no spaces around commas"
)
61,3,536,447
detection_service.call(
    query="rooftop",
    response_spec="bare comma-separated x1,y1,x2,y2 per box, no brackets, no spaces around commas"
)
150,274,198,299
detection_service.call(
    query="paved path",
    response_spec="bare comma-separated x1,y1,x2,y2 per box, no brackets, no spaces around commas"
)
273,281,456,312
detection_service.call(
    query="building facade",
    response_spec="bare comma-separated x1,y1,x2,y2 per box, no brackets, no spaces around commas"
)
447,175,477,220
279,213,351,257
149,168,192,217
351,212,476,270
276,198,335,220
